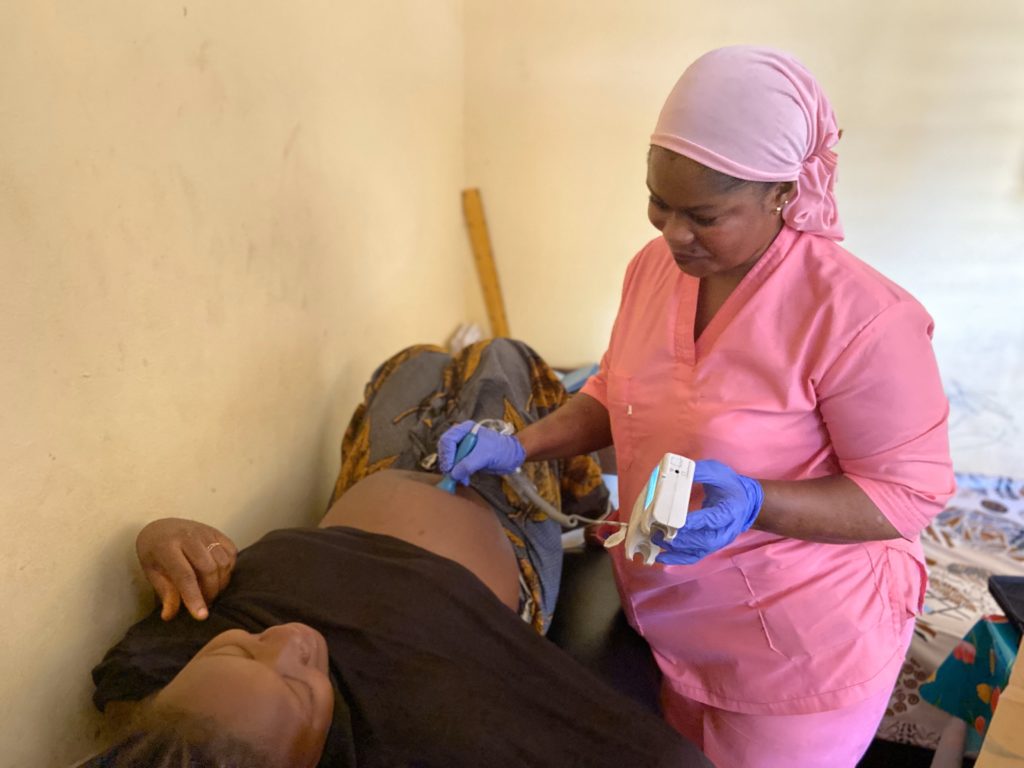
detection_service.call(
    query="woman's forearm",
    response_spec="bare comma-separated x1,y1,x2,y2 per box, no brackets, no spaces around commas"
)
517,394,612,461
754,474,901,543
517,397,901,543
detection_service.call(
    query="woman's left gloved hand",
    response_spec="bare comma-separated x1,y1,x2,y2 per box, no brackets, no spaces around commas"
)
651,459,764,565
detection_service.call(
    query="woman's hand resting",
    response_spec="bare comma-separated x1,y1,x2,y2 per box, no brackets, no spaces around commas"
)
136,517,238,621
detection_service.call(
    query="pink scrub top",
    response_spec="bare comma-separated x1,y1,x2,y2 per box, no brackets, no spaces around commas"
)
582,225,954,715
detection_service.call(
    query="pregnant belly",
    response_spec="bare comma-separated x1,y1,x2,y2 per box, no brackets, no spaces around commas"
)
319,469,520,610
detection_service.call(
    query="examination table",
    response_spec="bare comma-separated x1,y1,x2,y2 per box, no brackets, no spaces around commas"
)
548,544,662,713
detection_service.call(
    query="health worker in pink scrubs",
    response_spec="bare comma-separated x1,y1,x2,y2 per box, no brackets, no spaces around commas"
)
439,46,954,767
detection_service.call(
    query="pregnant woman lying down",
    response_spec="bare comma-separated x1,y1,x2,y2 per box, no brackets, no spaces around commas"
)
82,340,710,768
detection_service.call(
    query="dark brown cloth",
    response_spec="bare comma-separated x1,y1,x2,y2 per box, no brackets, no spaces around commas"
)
92,526,710,768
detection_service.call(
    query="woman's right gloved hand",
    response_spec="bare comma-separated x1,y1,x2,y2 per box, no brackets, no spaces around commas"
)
438,421,526,485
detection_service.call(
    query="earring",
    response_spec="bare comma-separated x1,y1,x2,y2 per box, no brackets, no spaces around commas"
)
774,199,789,215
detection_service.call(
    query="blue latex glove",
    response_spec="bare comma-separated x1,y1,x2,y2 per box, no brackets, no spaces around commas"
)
652,459,764,565
437,421,526,486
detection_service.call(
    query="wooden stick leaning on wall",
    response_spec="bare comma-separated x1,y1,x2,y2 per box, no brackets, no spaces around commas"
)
461,188,510,338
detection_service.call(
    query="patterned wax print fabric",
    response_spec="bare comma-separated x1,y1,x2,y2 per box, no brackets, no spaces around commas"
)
919,616,1020,752
580,225,954,715
877,473,1024,750
328,338,609,633
969,630,1024,767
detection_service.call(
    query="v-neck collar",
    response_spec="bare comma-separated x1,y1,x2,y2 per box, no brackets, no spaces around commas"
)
673,226,799,366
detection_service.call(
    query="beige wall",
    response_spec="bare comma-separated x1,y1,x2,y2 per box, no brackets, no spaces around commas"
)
0,2,476,766
465,1,1024,475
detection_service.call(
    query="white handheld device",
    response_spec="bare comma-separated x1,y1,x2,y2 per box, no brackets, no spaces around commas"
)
604,452,695,565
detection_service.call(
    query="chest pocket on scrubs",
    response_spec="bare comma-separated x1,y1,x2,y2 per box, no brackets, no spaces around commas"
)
605,373,636,473
732,545,889,661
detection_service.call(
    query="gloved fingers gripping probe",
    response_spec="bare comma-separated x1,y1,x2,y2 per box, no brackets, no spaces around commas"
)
436,429,479,493
437,420,624,529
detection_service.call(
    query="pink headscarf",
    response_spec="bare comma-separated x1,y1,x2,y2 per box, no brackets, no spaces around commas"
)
651,46,844,241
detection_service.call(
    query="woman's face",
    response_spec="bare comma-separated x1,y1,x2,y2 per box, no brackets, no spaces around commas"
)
646,146,792,280
153,623,335,768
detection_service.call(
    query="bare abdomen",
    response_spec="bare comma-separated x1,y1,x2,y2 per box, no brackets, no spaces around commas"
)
319,470,520,610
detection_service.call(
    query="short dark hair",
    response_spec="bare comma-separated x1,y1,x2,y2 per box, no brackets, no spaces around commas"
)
77,711,275,768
